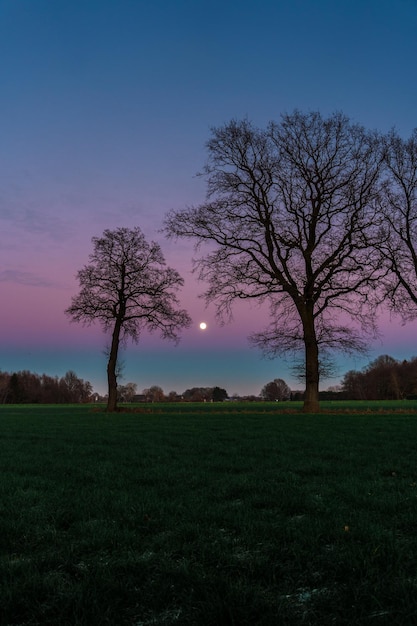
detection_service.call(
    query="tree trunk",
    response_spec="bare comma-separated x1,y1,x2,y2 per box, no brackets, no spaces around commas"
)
302,307,320,413
106,319,122,412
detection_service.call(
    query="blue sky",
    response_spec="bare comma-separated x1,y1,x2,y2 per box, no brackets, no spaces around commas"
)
1,0,417,396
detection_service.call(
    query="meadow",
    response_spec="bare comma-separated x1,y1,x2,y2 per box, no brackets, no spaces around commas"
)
1,401,417,625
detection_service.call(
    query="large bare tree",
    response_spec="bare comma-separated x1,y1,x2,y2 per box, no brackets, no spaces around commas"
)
164,111,383,412
66,227,191,412
379,129,417,319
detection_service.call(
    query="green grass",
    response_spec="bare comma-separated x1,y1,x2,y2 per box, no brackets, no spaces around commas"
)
1,402,417,624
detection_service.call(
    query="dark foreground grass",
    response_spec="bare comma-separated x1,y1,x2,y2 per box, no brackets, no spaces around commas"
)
1,403,417,625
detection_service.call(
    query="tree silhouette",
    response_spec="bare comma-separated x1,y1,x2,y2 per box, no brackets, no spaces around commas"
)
66,227,191,412
165,111,383,412
260,378,291,401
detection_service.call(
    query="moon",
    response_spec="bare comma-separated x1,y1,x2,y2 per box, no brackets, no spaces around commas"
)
199,322,207,330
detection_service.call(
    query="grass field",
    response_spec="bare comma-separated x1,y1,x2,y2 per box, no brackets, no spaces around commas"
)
1,401,417,625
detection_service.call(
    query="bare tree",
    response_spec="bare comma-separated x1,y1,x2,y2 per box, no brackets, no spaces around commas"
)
118,382,137,403
61,370,93,403
379,129,417,319
143,385,165,402
165,111,383,412
260,378,291,401
66,227,191,412
341,354,417,400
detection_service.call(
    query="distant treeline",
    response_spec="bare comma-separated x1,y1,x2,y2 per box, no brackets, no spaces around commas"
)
3,355,415,404
130,385,229,403
336,355,417,401
0,370,93,404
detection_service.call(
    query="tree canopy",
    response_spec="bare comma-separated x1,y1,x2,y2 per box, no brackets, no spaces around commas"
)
66,227,191,411
165,111,384,412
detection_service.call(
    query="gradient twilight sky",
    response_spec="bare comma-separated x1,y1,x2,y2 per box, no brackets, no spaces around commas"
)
1,0,417,396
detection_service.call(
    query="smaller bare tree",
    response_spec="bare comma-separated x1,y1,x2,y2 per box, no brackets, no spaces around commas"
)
66,227,191,412
143,385,165,402
260,378,291,401
118,382,137,403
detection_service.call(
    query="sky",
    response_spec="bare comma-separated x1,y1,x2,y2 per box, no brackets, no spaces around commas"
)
1,0,417,397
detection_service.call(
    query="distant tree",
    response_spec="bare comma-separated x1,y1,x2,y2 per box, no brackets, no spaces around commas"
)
261,378,291,401
212,386,228,402
66,227,191,412
182,387,213,402
398,357,417,398
7,373,26,403
181,386,227,402
25,371,42,401
341,370,366,400
118,382,137,403
143,385,165,402
165,111,383,413
379,129,417,320
60,370,92,403
0,371,10,403
365,355,400,400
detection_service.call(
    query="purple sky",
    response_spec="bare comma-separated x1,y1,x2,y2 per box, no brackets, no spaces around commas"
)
1,0,417,396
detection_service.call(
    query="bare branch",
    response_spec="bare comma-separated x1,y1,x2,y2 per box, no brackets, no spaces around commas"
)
378,129,417,321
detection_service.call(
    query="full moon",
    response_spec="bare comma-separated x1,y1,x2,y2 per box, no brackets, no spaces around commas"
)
199,322,207,330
